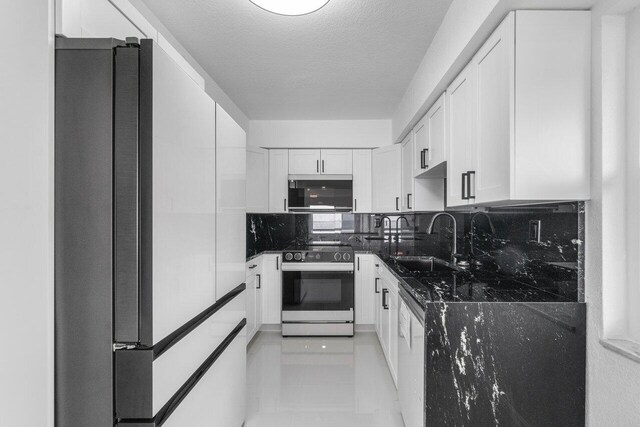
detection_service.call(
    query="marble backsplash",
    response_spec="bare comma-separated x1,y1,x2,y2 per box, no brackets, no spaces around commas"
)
247,202,584,301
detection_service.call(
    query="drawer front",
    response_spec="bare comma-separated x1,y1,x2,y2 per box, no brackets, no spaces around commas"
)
163,328,246,427
152,289,245,413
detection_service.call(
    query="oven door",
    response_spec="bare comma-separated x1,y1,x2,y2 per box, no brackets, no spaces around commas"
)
281,264,354,322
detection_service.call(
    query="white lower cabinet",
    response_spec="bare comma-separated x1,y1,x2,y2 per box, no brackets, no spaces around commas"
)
355,254,375,325
245,258,263,343
261,254,282,325
163,325,246,427
375,258,399,387
398,298,425,427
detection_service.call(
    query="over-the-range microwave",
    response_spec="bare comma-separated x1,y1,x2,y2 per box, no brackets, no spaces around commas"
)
287,175,353,212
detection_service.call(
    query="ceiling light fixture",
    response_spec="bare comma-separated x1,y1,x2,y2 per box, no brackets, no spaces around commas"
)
249,0,330,16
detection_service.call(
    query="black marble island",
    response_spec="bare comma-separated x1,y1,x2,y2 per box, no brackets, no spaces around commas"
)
382,258,586,426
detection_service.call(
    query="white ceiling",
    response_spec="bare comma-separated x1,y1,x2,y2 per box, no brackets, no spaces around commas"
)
140,0,453,120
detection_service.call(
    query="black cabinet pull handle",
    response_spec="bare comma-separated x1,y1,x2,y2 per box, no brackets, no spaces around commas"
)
317,160,319,173
375,277,380,294
354,198,357,212
461,173,468,200
322,160,325,173
357,257,360,270
420,149,426,169
284,198,287,211
407,193,412,210
276,256,279,270
395,197,399,211
249,264,257,270
382,288,389,309
256,274,261,289
467,171,476,199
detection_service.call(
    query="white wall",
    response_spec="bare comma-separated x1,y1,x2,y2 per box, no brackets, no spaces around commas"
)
248,120,392,148
585,0,640,424
0,1,54,426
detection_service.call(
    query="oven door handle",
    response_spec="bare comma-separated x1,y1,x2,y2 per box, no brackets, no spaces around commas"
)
281,263,354,272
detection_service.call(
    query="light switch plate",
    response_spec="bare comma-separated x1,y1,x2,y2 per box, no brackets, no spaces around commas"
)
529,220,541,243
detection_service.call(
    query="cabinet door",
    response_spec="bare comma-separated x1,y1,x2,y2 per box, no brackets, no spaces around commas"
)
352,149,372,213
389,284,399,386
427,93,447,174
380,284,390,357
245,272,257,343
288,149,320,175
320,149,353,174
355,255,374,324
261,254,282,324
413,116,428,178
256,266,263,332
246,147,269,213
446,61,476,207
268,149,289,212
152,42,217,342
473,13,514,203
372,145,402,213
401,135,414,212
216,105,247,300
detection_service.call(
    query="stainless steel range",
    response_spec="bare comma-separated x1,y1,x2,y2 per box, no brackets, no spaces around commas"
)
281,245,355,337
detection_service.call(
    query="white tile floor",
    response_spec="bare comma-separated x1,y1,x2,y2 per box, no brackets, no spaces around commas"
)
246,331,405,427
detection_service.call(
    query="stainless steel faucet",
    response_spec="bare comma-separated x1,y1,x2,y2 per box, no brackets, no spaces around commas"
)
469,211,496,257
377,215,393,255
395,216,410,255
427,212,458,264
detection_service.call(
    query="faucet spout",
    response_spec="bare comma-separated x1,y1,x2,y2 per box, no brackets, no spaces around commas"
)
427,212,458,264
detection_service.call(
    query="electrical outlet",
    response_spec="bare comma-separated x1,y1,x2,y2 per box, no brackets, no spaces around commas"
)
529,220,541,243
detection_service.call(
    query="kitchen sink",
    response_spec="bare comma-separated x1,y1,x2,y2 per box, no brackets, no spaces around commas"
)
391,256,459,273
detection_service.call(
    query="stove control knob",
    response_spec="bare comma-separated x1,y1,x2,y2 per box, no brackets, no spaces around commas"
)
294,252,302,261
284,252,293,261
334,253,341,262
342,253,351,261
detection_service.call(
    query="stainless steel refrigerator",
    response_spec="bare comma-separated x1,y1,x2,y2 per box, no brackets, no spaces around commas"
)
55,37,246,426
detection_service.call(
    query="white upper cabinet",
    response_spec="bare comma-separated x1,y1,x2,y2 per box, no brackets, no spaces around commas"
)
424,94,447,178
288,149,321,174
446,11,590,207
412,116,428,178
373,145,402,213
473,12,513,204
401,135,414,211
268,149,289,213
321,149,353,174
246,147,269,213
288,149,353,175
414,94,446,179
352,149,373,213
446,61,476,208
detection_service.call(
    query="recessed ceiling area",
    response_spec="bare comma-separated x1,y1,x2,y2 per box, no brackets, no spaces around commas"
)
139,0,453,120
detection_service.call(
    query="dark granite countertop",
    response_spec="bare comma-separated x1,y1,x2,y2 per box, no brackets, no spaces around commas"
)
247,250,577,311
378,255,575,310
